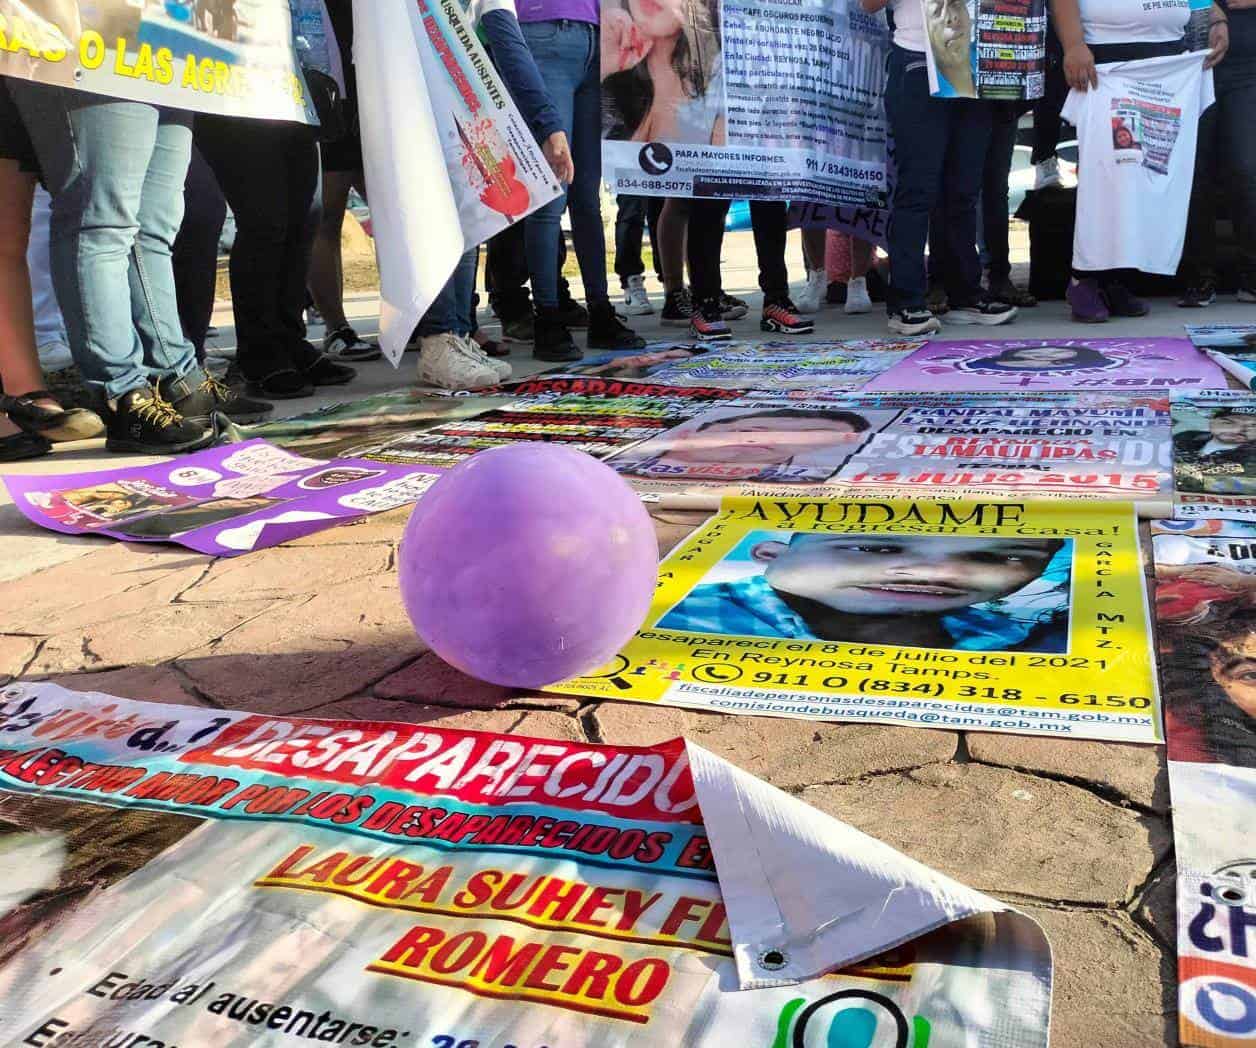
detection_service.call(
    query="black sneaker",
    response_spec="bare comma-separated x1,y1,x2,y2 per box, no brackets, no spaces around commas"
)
160,369,273,425
557,294,589,329
323,326,382,361
1179,282,1217,308
944,297,1018,326
587,301,646,350
760,299,814,334
720,293,749,320
501,313,535,345
106,385,213,454
661,287,693,326
887,308,942,336
533,307,582,362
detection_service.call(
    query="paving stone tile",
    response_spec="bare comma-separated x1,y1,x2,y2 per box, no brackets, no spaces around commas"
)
801,763,1170,904
590,703,958,791
40,665,203,706
1133,859,1177,952
301,697,584,741
968,732,1168,812
24,565,208,635
29,601,274,676
183,543,392,603
1020,905,1174,1048
281,506,412,546
374,654,580,711
177,575,422,713
0,635,38,677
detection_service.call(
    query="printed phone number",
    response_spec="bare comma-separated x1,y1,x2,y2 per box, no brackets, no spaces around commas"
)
742,672,1152,709
615,178,691,192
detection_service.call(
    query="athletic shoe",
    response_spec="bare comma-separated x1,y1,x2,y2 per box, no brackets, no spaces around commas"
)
1067,278,1110,323
105,385,212,454
501,313,535,345
587,301,646,350
719,293,749,321
660,287,694,326
761,299,814,335
987,277,1037,308
305,305,324,329
621,274,654,316
160,369,273,425
845,276,873,314
689,298,733,342
1179,283,1217,308
887,309,941,336
945,298,1019,326
795,270,826,314
323,326,382,362
1240,285,1256,304
557,294,589,329
1034,156,1062,191
533,308,582,362
464,336,511,381
926,283,949,316
417,333,499,390
1103,282,1149,318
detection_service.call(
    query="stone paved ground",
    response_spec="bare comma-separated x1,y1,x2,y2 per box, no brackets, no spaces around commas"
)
0,506,1176,1047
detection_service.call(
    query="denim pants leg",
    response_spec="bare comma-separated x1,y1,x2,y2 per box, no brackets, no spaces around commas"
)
11,85,193,400
27,187,70,361
940,100,994,305
884,46,951,313
418,249,479,337
127,106,197,385
520,20,609,307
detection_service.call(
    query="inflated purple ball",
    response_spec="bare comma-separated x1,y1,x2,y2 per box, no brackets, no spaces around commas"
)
398,444,659,688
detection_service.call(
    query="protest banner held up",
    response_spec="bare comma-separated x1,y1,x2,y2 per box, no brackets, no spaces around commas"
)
599,0,892,205
0,0,315,121
550,497,1162,743
0,684,1054,1047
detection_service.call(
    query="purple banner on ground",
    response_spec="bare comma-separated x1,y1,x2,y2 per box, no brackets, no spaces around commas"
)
864,337,1229,392
2,440,443,557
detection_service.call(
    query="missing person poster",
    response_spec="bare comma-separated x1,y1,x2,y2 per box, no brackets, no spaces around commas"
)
1152,521,1256,1046
2,440,443,555
864,338,1228,393
351,381,745,468
0,0,315,121
604,393,1172,503
1173,393,1256,520
599,0,892,205
549,497,1160,742
923,0,1047,99
0,684,1054,1047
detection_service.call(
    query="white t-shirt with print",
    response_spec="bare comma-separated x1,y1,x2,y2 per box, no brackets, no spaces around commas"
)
1078,0,1189,45
1063,50,1213,275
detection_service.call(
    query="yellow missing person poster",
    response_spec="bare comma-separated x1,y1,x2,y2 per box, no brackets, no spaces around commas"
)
552,498,1162,743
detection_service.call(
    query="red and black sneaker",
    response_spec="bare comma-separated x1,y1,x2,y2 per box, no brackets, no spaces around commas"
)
688,297,733,342
760,299,814,335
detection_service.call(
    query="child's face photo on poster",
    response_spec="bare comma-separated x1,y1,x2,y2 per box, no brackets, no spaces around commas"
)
658,529,1074,653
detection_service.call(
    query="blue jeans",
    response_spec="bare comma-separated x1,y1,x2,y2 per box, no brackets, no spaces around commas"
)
519,19,608,308
884,45,992,313
9,84,196,401
419,248,479,337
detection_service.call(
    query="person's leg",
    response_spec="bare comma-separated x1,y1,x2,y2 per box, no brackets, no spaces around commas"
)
1180,100,1220,298
685,198,733,339
801,227,826,271
983,104,1016,286
845,235,875,313
564,28,610,307
1216,77,1256,295
938,99,993,308
614,194,646,285
646,196,665,283
658,198,689,292
0,163,41,400
797,226,828,313
172,144,226,362
486,221,532,324
1031,32,1066,165
416,248,499,390
27,185,71,369
11,85,157,402
884,46,949,319
749,200,789,302
307,167,355,331
520,21,580,312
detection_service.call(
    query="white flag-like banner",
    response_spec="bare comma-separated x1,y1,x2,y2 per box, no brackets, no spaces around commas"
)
354,0,563,365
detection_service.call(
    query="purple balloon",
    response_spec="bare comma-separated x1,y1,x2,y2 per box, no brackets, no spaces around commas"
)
399,444,659,688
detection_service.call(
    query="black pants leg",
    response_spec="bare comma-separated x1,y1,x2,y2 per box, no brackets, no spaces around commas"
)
486,221,531,322
172,145,226,363
749,200,790,304
646,196,664,282
983,104,1019,283
614,194,647,283
195,117,318,380
688,199,730,303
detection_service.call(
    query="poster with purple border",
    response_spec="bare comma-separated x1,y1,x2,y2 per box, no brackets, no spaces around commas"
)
863,338,1228,392
2,441,444,557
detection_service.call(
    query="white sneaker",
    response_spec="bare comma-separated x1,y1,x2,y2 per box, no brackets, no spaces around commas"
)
845,276,873,314
1034,156,1061,191
417,333,498,390
464,336,512,381
621,274,654,316
888,309,942,336
795,269,826,314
